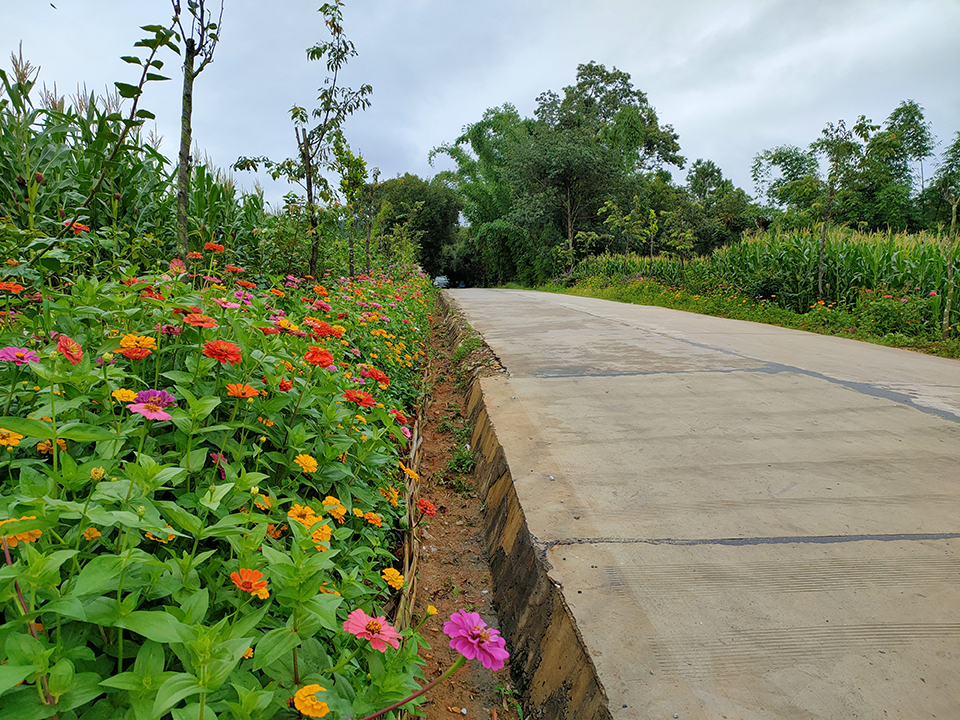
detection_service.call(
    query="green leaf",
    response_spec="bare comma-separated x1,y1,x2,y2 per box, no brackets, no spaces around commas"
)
162,370,195,384
145,73,169,82
153,673,204,717
179,448,207,472
56,423,118,441
73,555,124,596
99,671,144,691
199,482,233,511
173,704,219,720
135,109,156,120
47,658,74,699
57,672,104,712
157,501,203,535
114,82,141,99
0,416,55,439
0,665,39,695
120,55,142,65
253,628,301,671
117,611,189,643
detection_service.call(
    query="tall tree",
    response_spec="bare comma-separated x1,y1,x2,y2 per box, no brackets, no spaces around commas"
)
235,1,371,277
172,0,222,261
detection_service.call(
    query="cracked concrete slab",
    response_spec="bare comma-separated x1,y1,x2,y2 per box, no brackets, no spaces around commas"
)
448,288,960,719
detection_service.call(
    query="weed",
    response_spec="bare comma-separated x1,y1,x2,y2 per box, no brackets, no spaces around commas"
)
496,683,523,720
448,445,475,474
437,419,455,434
453,336,482,362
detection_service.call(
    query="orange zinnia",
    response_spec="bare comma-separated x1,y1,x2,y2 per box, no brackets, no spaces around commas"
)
230,568,268,595
226,383,259,398
203,340,242,365
183,313,218,328
304,346,334,367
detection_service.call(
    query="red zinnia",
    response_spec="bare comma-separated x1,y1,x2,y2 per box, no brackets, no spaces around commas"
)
257,327,280,335
186,251,203,260
57,335,83,364
203,339,242,365
0,282,24,293
237,280,257,289
183,313,218,328
121,347,152,360
389,408,409,425
304,346,334,367
343,389,375,408
278,379,294,392
204,242,225,253
416,498,437,517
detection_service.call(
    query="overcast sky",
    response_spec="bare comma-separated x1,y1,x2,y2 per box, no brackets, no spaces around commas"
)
5,0,959,208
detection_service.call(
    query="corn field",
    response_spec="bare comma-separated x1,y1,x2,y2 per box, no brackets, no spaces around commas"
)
569,226,959,336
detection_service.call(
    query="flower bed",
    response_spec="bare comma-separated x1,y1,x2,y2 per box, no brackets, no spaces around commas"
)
0,256,451,719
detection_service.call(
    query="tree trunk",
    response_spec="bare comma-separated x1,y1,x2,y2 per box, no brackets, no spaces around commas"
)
365,223,371,274
298,127,320,277
176,39,196,262
566,185,574,269
348,228,355,277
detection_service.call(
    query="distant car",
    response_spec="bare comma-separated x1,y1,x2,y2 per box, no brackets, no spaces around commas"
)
433,276,450,288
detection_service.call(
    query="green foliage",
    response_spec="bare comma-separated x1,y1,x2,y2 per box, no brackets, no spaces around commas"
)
0,263,433,719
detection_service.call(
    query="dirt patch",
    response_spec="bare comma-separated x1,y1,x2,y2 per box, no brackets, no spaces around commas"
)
408,300,519,720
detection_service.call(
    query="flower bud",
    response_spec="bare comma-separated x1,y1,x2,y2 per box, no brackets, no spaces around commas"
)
90,467,106,481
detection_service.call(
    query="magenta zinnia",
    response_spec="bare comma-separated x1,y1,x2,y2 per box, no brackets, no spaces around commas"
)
342,608,401,652
0,347,39,365
443,609,510,671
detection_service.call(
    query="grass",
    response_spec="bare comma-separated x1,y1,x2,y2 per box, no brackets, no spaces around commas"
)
537,277,960,359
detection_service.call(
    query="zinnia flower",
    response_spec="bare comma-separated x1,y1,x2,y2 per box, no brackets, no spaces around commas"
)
0,429,24,447
127,402,172,421
294,454,318,473
204,242,225,253
416,499,437,517
37,439,66,454
120,334,156,350
121,347,152,360
443,609,510,671
287,504,319,527
381,567,404,590
304,346,334,367
145,524,175,543
112,388,137,402
226,383,259,399
56,335,83,364
0,516,42,547
0,347,39,365
311,523,332,550
364,512,382,527
135,389,177,408
342,608,401,652
186,251,203,260
182,313,218,328
230,568,269,596
203,340,242,365
343,389,375,408
169,258,187,273
0,281,25,293
278,379,293,392
293,684,329,718
82,527,101,540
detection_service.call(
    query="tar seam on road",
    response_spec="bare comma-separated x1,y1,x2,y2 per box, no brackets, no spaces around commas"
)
541,532,960,550
547,298,960,424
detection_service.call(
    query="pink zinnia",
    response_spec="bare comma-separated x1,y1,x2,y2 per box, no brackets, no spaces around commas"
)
342,608,401,652
443,609,510,671
0,346,39,365
126,402,172,421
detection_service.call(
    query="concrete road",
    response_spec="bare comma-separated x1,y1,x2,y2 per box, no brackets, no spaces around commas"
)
448,289,960,720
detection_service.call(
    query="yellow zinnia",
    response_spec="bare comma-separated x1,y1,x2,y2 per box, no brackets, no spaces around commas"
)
294,454,318,474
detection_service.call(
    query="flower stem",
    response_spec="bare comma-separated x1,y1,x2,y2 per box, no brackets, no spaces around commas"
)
357,656,466,720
